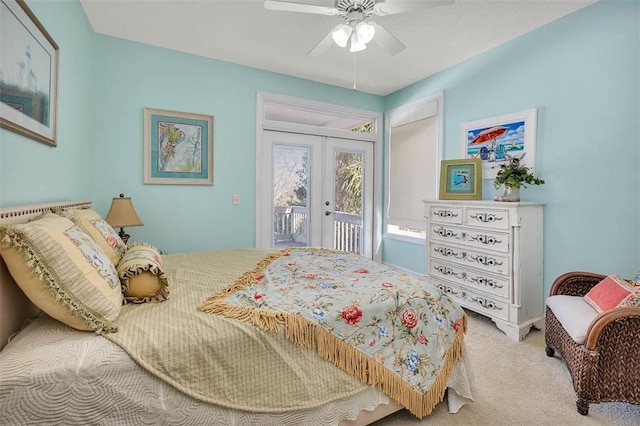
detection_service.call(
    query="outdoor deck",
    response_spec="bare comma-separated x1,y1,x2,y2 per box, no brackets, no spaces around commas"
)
273,206,362,254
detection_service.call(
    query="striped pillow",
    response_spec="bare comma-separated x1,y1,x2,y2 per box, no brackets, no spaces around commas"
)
0,213,122,333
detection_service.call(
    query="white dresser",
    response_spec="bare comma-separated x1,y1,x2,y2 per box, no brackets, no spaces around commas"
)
423,200,544,341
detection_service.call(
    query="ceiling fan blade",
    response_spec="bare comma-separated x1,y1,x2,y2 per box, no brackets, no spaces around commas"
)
373,0,454,16
264,1,339,16
307,26,339,56
369,22,406,55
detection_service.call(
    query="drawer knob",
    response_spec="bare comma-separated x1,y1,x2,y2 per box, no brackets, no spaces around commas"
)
471,234,502,245
471,296,503,311
469,212,504,223
434,227,460,239
472,276,503,289
469,254,503,267
434,209,458,219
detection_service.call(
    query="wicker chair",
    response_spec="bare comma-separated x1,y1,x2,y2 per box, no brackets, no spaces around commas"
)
544,271,640,415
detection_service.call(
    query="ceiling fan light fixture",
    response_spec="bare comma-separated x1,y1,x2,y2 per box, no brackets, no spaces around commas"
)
331,24,352,48
355,21,375,44
349,32,366,52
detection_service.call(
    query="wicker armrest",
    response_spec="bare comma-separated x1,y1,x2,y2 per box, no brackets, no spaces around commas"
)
585,307,640,351
549,271,607,297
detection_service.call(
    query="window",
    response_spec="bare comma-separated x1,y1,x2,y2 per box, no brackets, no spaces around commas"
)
385,94,443,241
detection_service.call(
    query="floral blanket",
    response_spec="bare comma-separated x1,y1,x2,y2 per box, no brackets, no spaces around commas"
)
198,248,466,418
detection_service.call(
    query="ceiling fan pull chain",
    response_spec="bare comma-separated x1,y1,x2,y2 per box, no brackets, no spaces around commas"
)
353,53,357,91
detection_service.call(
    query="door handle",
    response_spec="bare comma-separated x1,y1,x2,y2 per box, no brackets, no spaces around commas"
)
325,211,332,216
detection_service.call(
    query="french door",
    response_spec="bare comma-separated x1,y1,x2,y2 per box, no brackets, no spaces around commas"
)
259,131,373,258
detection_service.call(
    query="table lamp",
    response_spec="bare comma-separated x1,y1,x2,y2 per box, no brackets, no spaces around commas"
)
105,193,143,244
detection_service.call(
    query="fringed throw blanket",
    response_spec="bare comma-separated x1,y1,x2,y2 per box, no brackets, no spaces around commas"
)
198,248,467,418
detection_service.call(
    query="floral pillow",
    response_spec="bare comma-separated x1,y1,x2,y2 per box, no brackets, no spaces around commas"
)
584,274,640,313
59,208,126,266
0,213,122,333
117,242,169,304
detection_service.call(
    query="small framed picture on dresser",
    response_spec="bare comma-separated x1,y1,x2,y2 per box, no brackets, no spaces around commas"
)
439,159,482,200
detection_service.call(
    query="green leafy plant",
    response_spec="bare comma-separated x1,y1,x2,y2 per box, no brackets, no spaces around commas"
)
494,157,545,189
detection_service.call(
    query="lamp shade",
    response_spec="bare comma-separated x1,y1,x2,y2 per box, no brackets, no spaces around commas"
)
356,21,375,44
331,24,352,48
349,32,366,52
105,194,143,228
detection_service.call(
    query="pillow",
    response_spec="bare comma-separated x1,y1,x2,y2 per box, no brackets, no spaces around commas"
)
583,274,640,313
0,213,122,333
632,270,640,287
117,242,169,304
59,208,126,266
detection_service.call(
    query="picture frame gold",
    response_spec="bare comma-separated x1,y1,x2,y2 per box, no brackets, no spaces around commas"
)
143,107,214,185
0,0,59,146
439,159,482,200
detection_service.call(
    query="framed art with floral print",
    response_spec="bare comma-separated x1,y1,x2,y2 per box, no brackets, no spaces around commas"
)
0,0,59,146
143,108,214,185
460,109,537,179
439,159,482,200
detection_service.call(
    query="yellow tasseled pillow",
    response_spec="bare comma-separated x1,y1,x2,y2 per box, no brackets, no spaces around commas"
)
59,208,127,266
0,213,122,333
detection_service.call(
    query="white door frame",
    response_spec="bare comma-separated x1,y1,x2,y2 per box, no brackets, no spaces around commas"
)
260,132,373,257
256,91,383,260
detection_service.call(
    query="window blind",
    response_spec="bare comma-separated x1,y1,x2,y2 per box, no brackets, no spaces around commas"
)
386,95,440,232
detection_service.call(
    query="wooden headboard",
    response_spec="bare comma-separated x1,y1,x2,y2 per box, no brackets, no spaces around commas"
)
0,200,92,350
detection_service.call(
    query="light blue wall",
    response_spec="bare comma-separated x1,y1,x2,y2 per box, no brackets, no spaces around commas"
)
0,0,96,205
382,0,640,297
0,0,382,255
89,36,382,253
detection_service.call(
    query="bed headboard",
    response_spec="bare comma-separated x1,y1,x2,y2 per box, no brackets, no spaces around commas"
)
0,200,92,350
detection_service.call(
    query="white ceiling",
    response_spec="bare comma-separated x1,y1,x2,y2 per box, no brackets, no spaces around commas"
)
79,0,596,96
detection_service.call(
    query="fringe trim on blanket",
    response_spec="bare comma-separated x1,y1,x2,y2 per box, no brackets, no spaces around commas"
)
197,249,467,419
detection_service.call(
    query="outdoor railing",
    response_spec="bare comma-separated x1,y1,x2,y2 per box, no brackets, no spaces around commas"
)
274,206,362,253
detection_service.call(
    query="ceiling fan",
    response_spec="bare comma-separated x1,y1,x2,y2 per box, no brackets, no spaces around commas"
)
264,0,454,56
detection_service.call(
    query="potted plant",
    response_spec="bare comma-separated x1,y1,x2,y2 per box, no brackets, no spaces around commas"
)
494,154,544,201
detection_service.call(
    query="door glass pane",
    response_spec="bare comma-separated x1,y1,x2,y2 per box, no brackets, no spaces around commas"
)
272,145,310,248
333,151,364,254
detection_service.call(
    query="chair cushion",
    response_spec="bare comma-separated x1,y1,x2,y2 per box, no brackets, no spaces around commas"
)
584,274,639,312
546,295,599,344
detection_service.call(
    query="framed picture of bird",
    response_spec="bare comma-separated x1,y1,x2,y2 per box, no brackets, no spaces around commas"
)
143,107,214,185
460,109,537,179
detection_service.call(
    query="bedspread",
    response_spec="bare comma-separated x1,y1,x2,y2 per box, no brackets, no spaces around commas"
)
103,249,371,412
198,248,466,418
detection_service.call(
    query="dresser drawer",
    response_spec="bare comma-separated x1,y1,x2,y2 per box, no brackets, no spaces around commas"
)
427,205,463,224
465,207,509,230
430,240,510,276
429,224,510,254
433,278,509,321
429,258,509,298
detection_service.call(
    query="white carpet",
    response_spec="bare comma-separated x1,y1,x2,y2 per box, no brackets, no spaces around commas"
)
376,309,640,425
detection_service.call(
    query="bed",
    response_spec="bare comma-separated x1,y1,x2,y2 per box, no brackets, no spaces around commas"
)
0,200,474,425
